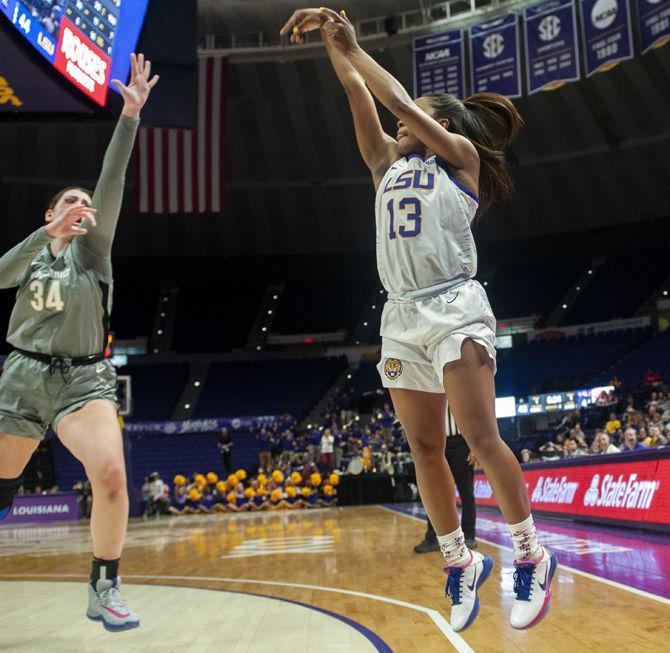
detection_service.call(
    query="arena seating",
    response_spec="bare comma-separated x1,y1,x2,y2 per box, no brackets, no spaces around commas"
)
495,328,651,396
194,356,348,418
118,362,190,421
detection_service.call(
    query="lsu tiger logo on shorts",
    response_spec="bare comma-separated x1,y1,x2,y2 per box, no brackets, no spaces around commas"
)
384,358,403,380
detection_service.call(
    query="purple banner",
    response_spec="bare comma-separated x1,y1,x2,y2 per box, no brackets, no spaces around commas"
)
124,415,279,435
637,0,670,53
1,493,79,525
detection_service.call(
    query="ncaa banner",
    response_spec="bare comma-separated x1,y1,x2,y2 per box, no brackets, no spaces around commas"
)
637,0,670,53
413,31,466,99
579,0,634,76
524,0,580,94
469,13,522,97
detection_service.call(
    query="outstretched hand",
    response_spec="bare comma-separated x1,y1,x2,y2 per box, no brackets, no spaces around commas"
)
112,52,159,119
45,206,97,239
280,7,358,53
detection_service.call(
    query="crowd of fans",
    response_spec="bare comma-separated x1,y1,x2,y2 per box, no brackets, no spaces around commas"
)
526,387,670,462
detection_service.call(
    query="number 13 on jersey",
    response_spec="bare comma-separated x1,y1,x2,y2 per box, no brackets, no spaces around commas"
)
387,198,422,239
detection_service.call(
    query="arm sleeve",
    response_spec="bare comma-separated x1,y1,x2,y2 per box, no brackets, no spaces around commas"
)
0,226,52,288
76,114,139,264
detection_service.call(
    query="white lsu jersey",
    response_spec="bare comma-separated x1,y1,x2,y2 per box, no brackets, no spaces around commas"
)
375,154,479,295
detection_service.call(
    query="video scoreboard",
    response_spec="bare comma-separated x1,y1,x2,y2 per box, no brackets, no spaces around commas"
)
0,0,149,105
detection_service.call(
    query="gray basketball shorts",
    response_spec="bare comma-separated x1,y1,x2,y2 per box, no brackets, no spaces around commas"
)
0,351,118,440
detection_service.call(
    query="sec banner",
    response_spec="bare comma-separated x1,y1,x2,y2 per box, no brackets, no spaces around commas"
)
413,30,466,99
637,0,670,53
470,450,670,530
579,0,634,76
469,13,522,97
524,0,580,94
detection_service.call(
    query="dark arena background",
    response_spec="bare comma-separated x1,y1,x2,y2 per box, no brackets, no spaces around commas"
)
1,1,669,651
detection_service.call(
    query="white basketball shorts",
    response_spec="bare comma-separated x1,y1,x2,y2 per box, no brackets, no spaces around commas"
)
377,279,497,394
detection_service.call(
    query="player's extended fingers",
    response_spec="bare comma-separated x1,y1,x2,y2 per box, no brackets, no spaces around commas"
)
110,79,127,94
143,58,151,80
130,52,138,79
318,7,344,23
147,74,160,89
280,10,305,35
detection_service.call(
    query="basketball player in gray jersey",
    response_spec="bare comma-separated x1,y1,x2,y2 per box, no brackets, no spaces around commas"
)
0,53,158,632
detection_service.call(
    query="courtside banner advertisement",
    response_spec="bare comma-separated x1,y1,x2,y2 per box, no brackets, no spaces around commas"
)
469,13,522,98
413,30,465,99
471,450,670,529
580,0,634,76
637,0,670,53
524,0,580,94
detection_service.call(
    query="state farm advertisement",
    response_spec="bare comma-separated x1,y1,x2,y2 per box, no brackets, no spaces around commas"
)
472,452,670,529
54,16,110,106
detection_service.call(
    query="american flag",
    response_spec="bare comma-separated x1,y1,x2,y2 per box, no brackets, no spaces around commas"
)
135,57,227,213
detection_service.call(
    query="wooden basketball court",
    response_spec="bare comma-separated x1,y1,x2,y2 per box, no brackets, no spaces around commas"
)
1,505,668,652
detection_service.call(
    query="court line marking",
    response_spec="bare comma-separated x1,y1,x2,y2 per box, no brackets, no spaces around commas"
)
0,572,474,653
378,504,670,606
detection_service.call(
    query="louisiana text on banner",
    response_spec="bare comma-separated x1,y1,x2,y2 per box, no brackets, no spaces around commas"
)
524,0,580,94
469,13,522,98
579,0,634,76
136,57,228,214
637,0,670,53
413,31,465,99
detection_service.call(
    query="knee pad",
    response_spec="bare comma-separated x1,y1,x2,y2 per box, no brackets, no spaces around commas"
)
0,476,23,521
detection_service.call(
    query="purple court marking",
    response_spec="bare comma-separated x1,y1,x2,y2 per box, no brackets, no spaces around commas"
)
383,502,670,600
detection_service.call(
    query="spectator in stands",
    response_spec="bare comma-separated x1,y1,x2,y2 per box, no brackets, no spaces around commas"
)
592,432,620,455
257,428,272,472
605,412,621,434
520,449,533,464
565,438,587,457
644,369,662,388
538,439,562,460
270,430,284,465
140,476,150,518
319,428,335,472
73,480,92,519
333,431,344,470
217,428,233,474
147,472,168,517
622,428,647,452
307,428,321,463
643,425,668,448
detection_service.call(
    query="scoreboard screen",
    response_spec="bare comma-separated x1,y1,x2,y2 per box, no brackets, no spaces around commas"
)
515,385,614,416
0,0,150,106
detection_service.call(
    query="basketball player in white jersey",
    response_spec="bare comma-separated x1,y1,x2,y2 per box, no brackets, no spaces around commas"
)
281,9,556,632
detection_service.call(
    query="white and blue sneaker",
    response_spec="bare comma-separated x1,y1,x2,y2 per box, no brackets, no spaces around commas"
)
87,577,140,632
510,547,557,629
445,551,494,632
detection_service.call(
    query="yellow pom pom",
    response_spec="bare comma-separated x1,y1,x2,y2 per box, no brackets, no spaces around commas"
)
244,487,256,499
194,474,206,486
290,471,302,485
272,470,285,483
227,491,237,504
257,474,268,486
286,486,297,498
188,488,201,501
257,487,267,497
216,481,226,493
206,472,218,485
310,473,322,487
173,474,186,486
301,487,312,498
270,488,282,502
227,474,239,487
323,484,334,496
328,473,339,486
236,469,247,481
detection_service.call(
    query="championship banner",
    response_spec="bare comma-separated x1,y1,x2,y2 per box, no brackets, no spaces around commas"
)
413,30,465,99
579,0,634,76
637,0,670,53
469,13,522,98
471,450,670,530
524,0,580,94
124,415,278,435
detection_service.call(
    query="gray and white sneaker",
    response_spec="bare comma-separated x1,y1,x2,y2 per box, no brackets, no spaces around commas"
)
87,578,140,632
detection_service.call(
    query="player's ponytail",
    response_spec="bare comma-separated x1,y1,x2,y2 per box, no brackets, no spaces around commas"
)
427,92,523,216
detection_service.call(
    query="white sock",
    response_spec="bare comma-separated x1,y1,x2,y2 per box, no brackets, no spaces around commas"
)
437,526,472,568
507,515,543,562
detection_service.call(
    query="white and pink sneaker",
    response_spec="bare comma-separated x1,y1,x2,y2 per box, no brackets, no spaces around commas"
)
510,547,557,629
87,577,140,632
445,551,494,632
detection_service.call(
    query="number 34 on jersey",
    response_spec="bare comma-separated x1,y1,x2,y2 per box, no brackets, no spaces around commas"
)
29,279,65,312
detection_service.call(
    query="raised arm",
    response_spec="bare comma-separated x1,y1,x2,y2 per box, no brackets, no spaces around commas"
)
0,227,52,288
77,53,158,263
281,9,398,188
319,9,478,176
